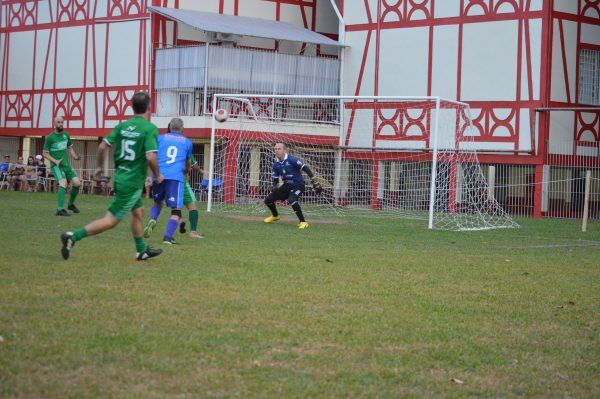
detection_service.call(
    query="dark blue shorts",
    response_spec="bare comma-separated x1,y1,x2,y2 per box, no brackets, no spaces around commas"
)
152,179,184,209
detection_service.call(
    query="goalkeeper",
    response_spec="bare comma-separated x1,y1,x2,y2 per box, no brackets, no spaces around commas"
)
263,142,322,229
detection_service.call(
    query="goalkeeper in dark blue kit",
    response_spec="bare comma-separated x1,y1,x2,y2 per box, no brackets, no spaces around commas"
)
263,142,322,229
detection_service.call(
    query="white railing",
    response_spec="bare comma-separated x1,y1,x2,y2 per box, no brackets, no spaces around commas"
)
154,45,340,117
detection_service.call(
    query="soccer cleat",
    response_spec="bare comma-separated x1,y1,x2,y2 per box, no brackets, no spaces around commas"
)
55,209,70,216
189,231,204,239
67,204,80,213
136,246,163,260
298,222,310,229
179,221,187,234
143,219,156,238
263,215,281,223
162,236,178,245
60,232,75,260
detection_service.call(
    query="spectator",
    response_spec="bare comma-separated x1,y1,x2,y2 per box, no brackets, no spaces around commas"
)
0,155,9,182
8,156,26,191
35,155,47,191
24,156,38,192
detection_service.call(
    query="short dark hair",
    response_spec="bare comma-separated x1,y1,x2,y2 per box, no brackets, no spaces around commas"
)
131,92,151,114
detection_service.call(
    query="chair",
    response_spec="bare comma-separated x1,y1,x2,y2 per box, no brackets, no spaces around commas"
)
198,178,223,202
0,172,9,191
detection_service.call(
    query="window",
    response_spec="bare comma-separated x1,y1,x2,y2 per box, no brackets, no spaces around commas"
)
579,48,600,106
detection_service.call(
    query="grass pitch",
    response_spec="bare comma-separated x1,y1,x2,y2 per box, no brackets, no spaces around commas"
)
0,191,598,398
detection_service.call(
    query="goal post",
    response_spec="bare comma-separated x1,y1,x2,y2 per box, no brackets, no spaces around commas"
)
207,94,518,231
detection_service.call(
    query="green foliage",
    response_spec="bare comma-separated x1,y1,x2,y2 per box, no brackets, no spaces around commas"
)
0,192,598,398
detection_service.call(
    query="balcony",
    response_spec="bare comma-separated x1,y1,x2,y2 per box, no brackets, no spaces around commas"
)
153,44,341,123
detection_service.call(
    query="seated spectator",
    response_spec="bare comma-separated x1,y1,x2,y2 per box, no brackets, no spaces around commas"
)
35,155,47,191
0,154,9,181
8,156,26,191
24,156,38,191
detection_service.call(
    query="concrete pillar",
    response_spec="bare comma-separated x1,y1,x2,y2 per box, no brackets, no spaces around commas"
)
248,146,260,197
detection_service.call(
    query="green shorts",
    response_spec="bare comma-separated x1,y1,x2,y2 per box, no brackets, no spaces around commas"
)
51,163,77,182
183,181,196,207
108,182,144,220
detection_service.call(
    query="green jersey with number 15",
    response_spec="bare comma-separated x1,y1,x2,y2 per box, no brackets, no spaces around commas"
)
104,116,158,189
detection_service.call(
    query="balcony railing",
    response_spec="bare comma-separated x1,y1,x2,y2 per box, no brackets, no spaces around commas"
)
154,44,340,120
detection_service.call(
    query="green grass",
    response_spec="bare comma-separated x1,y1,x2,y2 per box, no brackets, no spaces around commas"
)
0,191,599,398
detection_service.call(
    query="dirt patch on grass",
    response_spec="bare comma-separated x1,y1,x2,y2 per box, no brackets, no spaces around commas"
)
224,215,345,225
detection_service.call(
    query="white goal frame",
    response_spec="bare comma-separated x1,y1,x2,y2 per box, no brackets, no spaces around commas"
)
206,94,517,231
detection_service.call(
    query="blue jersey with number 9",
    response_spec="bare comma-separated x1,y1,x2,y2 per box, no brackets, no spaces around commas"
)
157,132,193,182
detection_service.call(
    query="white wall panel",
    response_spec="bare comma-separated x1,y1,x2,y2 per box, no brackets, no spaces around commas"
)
346,109,375,148
581,23,600,45
39,94,53,128
548,112,575,154
461,21,518,101
55,27,86,88
85,92,97,128
519,109,532,151
106,22,140,86
179,0,220,13
37,0,51,24
379,27,429,96
94,0,108,19
550,20,577,102
529,0,543,12
93,24,106,86
237,1,274,19
343,31,375,96
7,32,35,90
553,0,578,14
316,0,339,35
563,20,577,101
280,3,306,25
432,25,458,99
521,19,542,101
344,0,376,25
434,0,461,18
34,29,51,89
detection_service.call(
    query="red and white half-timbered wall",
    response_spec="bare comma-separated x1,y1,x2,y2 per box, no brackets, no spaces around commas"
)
0,0,337,145
0,0,151,141
341,0,546,157
547,0,600,158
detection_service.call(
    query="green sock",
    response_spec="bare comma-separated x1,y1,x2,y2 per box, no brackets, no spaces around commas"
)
72,228,87,242
134,237,147,253
57,186,66,210
189,210,199,232
69,185,80,206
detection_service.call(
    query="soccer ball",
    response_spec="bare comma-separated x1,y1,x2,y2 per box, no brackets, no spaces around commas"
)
214,109,228,123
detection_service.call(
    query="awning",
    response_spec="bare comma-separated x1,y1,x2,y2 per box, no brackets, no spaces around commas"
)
148,6,342,47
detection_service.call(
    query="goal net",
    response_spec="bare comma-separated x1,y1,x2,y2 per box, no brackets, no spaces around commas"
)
206,95,518,231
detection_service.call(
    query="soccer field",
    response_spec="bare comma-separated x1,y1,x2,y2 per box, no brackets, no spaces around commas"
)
0,191,598,398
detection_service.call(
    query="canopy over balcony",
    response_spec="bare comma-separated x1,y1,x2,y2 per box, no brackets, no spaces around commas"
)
148,6,343,48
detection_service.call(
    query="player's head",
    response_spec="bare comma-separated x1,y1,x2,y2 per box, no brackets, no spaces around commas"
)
274,142,286,160
169,118,184,133
131,91,151,115
4,154,9,161
54,116,64,132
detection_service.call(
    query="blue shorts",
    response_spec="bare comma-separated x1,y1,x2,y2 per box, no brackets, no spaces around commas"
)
152,179,184,209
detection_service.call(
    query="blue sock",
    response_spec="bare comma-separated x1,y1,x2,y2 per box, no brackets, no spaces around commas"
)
150,205,161,221
164,219,178,239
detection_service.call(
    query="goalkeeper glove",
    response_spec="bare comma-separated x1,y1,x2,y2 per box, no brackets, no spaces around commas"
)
311,178,323,195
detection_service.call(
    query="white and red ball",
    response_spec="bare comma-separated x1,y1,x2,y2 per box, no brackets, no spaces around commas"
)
214,108,229,123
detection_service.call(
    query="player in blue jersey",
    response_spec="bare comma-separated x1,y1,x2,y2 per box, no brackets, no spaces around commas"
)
144,118,193,244
263,142,322,229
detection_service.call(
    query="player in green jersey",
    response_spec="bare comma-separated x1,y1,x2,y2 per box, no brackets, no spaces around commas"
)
60,92,164,261
43,116,82,216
